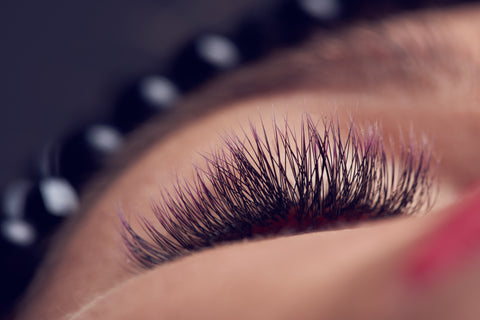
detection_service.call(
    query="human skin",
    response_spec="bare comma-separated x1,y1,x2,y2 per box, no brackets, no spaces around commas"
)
15,4,480,320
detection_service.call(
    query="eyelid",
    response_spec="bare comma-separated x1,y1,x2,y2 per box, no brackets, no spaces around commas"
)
74,216,423,320
121,114,436,270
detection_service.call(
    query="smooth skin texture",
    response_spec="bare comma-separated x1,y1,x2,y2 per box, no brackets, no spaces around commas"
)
16,4,480,320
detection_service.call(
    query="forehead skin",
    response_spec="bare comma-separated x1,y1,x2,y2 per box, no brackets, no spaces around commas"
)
17,4,480,320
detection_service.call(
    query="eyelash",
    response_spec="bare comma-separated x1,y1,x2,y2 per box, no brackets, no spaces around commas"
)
121,114,436,270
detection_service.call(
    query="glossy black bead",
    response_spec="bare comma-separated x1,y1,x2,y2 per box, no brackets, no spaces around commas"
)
2,180,32,220
297,0,344,21
23,177,78,235
0,218,37,251
169,33,241,91
232,13,279,62
0,219,40,314
275,0,346,43
39,124,123,189
348,0,416,19
1,180,40,248
114,75,179,133
0,217,40,316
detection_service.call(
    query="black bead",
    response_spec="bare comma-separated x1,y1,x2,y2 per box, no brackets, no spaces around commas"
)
1,180,41,250
232,13,279,62
0,215,41,316
23,177,78,235
39,124,123,189
275,0,346,44
169,33,241,91
113,75,179,133
0,217,40,316
297,0,344,21
1,180,32,220
0,178,76,314
348,0,413,19
0,218,37,251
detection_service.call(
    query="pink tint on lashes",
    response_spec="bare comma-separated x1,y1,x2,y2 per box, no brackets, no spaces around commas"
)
248,207,374,236
404,186,480,287
121,115,436,270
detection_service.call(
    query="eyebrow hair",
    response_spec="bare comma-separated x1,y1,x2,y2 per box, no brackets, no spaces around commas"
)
77,6,466,218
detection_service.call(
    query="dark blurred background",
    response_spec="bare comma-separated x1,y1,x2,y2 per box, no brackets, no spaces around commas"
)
0,0,276,189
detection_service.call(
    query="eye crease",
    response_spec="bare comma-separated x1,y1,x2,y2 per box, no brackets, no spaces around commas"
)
121,114,436,270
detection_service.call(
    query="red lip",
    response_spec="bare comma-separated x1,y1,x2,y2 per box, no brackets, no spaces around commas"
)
405,186,480,286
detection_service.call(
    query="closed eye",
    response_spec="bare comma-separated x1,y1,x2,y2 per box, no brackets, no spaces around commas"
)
121,113,436,270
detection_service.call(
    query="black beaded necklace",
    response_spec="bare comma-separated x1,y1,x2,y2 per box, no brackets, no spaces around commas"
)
0,0,472,314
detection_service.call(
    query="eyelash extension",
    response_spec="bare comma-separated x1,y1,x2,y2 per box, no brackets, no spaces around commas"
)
121,114,436,270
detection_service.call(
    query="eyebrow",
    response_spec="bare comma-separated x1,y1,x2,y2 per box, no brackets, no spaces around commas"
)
78,7,462,219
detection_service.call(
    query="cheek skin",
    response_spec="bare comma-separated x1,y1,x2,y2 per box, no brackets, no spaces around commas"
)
17,87,480,320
